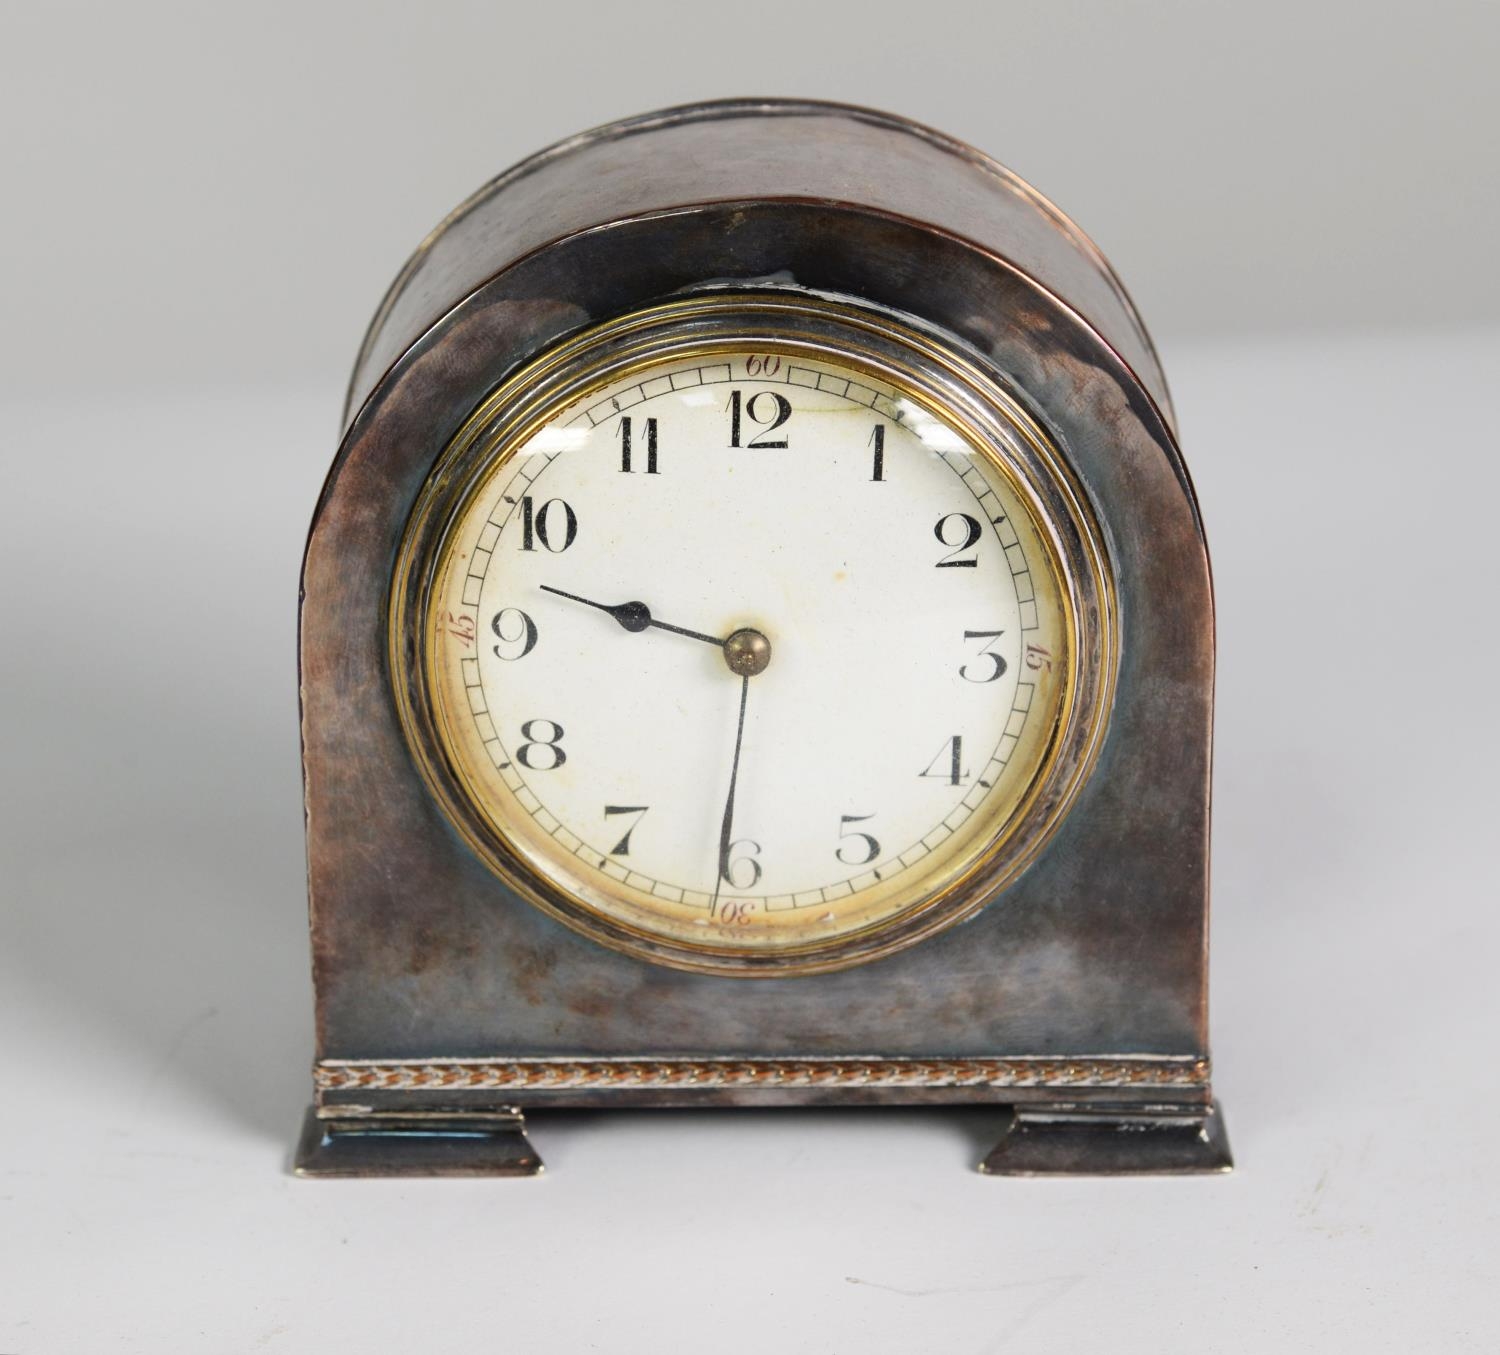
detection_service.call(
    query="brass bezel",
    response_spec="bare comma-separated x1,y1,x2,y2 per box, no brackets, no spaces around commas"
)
390,291,1118,976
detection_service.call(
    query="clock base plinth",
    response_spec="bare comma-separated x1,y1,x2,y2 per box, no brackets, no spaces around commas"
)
292,1106,543,1178
979,1100,1232,1176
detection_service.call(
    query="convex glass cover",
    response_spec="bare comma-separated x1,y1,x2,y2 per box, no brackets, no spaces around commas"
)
393,297,1114,974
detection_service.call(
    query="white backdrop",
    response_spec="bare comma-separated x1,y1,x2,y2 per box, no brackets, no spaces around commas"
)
4,0,1498,395
3,4,1498,1352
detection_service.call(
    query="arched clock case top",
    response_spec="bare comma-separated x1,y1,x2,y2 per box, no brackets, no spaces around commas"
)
296,99,1229,1178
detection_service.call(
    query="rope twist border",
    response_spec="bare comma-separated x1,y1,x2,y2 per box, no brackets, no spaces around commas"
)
315,1056,1210,1093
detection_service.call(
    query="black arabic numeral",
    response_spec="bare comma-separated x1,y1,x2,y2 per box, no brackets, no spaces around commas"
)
934,513,981,567
516,719,566,770
836,814,880,866
869,424,886,482
491,608,538,660
919,736,968,786
722,838,763,889
603,805,649,855
959,629,1008,682
727,390,792,448
617,416,659,474
519,497,577,553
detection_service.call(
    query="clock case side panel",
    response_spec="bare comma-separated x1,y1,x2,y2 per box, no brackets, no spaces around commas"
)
341,98,1176,437
299,206,1215,1140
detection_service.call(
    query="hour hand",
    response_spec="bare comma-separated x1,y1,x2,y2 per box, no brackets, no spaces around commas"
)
539,585,724,647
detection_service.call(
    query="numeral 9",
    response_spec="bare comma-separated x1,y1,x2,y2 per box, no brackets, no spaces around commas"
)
491,608,538,660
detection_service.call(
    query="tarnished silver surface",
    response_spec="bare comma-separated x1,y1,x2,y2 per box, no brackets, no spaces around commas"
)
342,100,1177,433
294,1107,542,1178
298,101,1225,1175
980,1102,1233,1176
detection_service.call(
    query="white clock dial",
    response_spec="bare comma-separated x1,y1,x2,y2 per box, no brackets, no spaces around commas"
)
424,347,1072,958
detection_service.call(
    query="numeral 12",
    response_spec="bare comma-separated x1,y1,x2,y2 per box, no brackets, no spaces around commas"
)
727,390,792,448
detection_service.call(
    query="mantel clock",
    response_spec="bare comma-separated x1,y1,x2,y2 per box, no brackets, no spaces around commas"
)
295,100,1231,1176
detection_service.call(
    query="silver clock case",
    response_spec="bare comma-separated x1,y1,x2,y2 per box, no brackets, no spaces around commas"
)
297,100,1226,1176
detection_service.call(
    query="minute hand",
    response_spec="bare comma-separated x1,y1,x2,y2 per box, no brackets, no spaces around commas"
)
710,673,751,917
538,585,724,647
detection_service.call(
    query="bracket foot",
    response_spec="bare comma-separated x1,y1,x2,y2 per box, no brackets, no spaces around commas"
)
980,1100,1232,1176
293,1106,544,1177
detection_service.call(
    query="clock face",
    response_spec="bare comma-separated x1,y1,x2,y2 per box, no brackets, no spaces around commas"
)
413,340,1085,971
